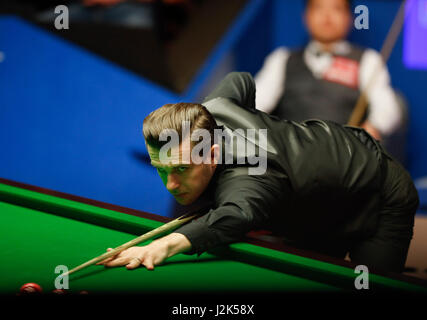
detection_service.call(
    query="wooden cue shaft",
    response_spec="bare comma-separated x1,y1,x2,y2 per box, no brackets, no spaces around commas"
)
347,0,408,126
61,213,198,277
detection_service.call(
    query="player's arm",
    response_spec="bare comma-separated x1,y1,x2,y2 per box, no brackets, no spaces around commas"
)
203,72,257,110
172,172,284,255
99,201,265,270
99,172,283,269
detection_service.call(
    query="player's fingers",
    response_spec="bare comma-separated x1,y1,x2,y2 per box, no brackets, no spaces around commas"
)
96,248,116,265
104,257,129,267
143,257,155,271
97,257,114,265
126,257,143,270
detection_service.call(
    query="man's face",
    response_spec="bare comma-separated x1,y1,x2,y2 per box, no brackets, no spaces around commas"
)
305,0,352,44
147,137,218,205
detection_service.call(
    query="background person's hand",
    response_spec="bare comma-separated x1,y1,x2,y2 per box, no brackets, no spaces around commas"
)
361,120,382,141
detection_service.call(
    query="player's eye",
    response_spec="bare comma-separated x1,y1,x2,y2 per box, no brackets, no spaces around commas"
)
157,168,167,175
176,166,188,173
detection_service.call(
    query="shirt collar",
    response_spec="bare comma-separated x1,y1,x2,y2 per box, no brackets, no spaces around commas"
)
306,40,351,56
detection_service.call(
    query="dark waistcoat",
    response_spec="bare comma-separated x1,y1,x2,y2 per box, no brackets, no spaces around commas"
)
273,46,365,124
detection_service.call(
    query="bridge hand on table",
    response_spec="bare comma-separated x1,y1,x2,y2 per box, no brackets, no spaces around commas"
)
96,233,192,270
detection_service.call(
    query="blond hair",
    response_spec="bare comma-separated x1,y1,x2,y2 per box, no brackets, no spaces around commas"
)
143,103,217,148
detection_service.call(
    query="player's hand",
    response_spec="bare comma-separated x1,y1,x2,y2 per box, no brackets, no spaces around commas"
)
96,233,191,270
361,121,382,141
97,242,169,270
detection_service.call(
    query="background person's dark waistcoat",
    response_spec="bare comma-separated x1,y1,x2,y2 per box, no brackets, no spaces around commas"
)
273,46,365,124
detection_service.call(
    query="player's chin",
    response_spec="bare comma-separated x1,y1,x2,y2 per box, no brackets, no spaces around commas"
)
317,33,344,43
174,195,194,205
176,199,192,205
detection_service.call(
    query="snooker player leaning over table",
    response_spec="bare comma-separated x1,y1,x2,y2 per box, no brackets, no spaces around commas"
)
98,72,419,274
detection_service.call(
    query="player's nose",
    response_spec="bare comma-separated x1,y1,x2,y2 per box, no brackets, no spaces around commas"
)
166,174,180,192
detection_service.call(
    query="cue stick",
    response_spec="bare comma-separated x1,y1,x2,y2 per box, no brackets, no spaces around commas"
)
347,0,409,127
61,212,198,277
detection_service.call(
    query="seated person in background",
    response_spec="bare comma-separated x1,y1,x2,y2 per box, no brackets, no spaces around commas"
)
99,72,418,274
255,0,401,142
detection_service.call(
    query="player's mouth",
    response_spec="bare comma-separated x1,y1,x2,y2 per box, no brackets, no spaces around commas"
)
174,192,188,198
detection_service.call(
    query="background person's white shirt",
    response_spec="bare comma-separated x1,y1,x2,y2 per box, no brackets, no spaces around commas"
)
255,41,401,136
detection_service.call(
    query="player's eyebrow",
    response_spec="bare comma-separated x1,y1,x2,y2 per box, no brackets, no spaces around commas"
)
151,162,190,169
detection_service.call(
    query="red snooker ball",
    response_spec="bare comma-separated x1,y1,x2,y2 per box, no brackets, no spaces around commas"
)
79,290,89,295
52,289,67,295
20,283,43,294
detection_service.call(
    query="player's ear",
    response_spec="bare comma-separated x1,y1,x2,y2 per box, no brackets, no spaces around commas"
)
210,144,220,166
